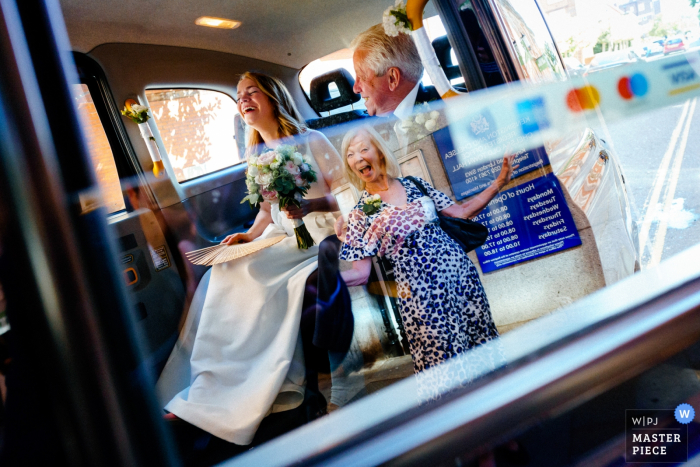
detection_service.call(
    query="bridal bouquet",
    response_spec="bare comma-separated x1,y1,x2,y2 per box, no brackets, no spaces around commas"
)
241,145,318,249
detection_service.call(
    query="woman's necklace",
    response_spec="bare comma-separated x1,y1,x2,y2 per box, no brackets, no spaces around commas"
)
367,178,393,194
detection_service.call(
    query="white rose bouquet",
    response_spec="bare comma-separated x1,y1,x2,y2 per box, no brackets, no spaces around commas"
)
120,102,165,177
121,103,150,124
241,144,318,249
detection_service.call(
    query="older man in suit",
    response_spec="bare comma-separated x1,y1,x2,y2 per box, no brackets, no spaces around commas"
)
351,24,438,119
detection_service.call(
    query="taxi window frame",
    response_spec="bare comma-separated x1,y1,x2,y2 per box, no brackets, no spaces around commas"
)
73,52,158,211
432,0,487,91
478,0,567,83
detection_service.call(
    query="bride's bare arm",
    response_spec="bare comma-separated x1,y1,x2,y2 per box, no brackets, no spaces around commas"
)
284,131,343,219
221,201,272,244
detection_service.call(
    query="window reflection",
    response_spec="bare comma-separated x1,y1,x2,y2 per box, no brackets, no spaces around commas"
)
72,84,126,214
493,0,566,82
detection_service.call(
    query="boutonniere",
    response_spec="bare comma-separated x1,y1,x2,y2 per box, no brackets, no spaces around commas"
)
362,194,382,215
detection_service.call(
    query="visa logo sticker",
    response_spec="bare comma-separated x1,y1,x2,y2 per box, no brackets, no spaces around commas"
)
663,56,700,96
516,97,550,135
671,70,696,84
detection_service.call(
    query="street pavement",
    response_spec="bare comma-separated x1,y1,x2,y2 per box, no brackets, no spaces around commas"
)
593,97,699,269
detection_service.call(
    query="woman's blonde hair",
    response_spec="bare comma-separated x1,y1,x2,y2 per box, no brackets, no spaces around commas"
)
238,71,306,152
341,125,401,191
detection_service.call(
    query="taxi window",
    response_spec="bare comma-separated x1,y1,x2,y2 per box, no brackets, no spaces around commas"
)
299,15,460,115
491,0,566,83
71,84,126,214
145,89,242,183
7,0,700,463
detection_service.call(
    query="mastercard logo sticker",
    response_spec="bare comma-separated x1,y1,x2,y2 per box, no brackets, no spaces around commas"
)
566,85,600,112
618,73,648,100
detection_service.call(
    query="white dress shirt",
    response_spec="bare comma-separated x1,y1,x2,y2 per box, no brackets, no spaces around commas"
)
392,81,421,120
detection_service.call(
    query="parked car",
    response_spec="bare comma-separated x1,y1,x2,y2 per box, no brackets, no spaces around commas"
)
664,37,686,55
687,37,700,52
645,42,664,58
563,56,586,78
585,49,637,74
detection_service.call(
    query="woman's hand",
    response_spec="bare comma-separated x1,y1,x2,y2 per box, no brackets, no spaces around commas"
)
494,153,518,189
282,199,312,219
441,151,520,220
221,232,253,245
334,215,347,242
341,257,372,287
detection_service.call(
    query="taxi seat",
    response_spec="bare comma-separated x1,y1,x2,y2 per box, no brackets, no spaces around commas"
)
305,68,366,130
430,8,505,89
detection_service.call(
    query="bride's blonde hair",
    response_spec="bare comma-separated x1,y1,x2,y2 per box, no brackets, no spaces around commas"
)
238,72,306,153
341,125,401,191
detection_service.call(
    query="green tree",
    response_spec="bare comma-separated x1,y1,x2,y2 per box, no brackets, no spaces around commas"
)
649,16,681,38
649,17,668,37
561,37,578,58
593,29,611,54
692,0,700,23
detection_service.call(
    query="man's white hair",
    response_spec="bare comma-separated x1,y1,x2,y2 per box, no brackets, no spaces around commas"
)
351,24,423,83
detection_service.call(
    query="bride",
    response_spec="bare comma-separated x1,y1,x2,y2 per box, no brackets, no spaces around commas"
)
156,72,344,450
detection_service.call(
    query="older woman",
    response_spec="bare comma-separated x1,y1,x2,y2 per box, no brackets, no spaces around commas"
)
338,126,515,373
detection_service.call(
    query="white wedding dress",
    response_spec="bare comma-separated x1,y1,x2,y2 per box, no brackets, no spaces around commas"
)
155,130,341,445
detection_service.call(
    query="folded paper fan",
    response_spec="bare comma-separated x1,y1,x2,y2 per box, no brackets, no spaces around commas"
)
186,235,286,266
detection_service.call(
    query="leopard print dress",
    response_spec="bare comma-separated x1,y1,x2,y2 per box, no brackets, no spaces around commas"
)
339,177,500,374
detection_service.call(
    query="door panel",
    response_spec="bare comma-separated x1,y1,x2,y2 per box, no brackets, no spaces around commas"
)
108,209,186,375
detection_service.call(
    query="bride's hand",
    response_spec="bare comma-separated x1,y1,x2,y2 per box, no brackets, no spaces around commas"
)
221,232,253,245
283,199,312,219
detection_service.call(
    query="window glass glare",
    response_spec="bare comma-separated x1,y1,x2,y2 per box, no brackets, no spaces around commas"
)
71,84,126,214
145,89,242,182
493,0,566,83
0,281,7,336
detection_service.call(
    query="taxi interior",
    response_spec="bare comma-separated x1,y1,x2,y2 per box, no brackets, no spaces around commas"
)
0,0,699,465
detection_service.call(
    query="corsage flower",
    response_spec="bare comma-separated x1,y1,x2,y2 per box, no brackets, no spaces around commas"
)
362,194,383,215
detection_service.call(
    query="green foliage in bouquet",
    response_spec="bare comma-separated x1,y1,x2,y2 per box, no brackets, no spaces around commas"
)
241,144,318,249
